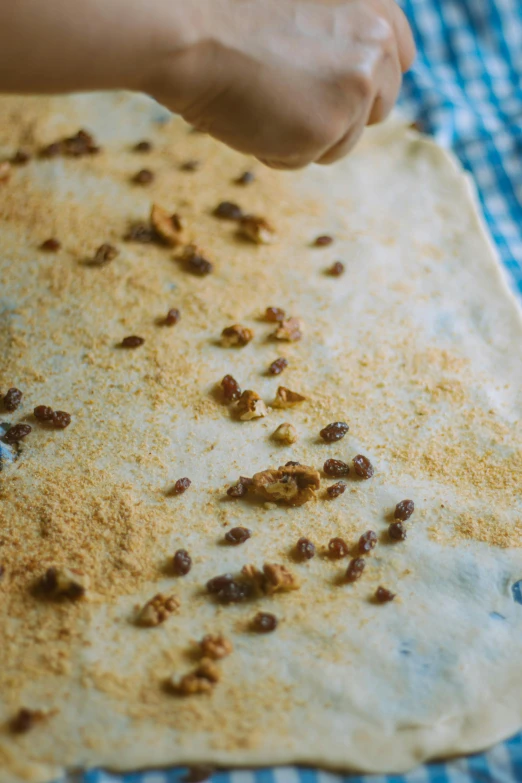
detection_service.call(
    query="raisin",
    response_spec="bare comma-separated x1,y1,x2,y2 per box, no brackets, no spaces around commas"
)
134,140,152,152
327,481,346,498
252,612,278,632
132,168,154,185
225,527,251,545
323,458,349,477
375,586,396,603
314,234,333,247
2,424,31,444
268,357,288,375
389,521,407,541
164,308,180,326
265,307,286,322
51,411,71,429
285,461,300,467
328,537,349,558
219,580,249,603
182,767,214,783
206,574,234,594
173,549,192,575
214,201,243,220
296,537,315,560
91,243,118,266
328,261,345,276
10,709,36,734
358,530,378,554
235,171,255,185
227,481,248,498
353,454,374,479
173,477,191,494
221,374,241,402
3,388,22,412
395,499,415,521
121,336,145,348
40,238,61,252
186,253,212,276
125,223,156,243
34,405,54,421
11,149,31,165
40,141,62,158
180,159,200,171
346,557,365,582
320,422,349,442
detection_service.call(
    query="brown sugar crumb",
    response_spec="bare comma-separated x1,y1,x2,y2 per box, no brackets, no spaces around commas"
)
353,454,374,479
220,374,242,402
137,593,180,627
269,357,288,375
272,422,298,444
323,458,350,477
327,261,345,276
199,634,233,660
346,557,366,582
239,215,275,244
236,390,268,421
273,386,306,408
224,526,251,545
328,537,349,558
124,223,156,243
134,140,152,152
358,530,378,554
262,563,300,594
2,423,31,444
172,477,191,495
40,237,61,252
389,522,407,542
320,422,349,442
327,481,346,499
151,205,186,246
235,171,255,185
221,324,254,347
11,148,31,165
296,537,315,560
272,317,302,342
39,566,89,600
252,612,278,632
395,499,415,520
0,161,12,182
3,387,22,412
313,234,333,247
173,549,192,576
9,708,46,734
89,243,119,266
121,335,145,348
132,168,154,185
180,159,200,172
164,307,181,326
214,201,243,220
34,405,54,421
250,464,320,506
179,244,213,276
375,586,396,603
265,307,286,323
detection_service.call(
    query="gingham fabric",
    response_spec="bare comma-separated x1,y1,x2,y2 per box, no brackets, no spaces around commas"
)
76,2,522,782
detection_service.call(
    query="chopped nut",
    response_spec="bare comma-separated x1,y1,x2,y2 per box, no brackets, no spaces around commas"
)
375,586,396,603
40,238,61,252
199,634,233,659
121,335,145,348
10,708,46,734
172,477,191,494
327,261,345,276
89,243,119,266
151,204,185,246
3,388,22,412
353,454,374,479
0,161,12,182
220,374,241,402
252,612,278,632
272,317,302,342
273,386,306,408
313,234,333,247
40,566,89,600
137,593,180,627
132,168,154,185
262,563,299,594
221,324,254,347
250,464,320,505
320,422,349,442
265,306,286,322
224,526,251,545
237,390,268,420
214,201,243,220
395,499,415,520
2,423,31,444
180,244,213,276
174,673,214,695
239,214,275,244
272,422,298,444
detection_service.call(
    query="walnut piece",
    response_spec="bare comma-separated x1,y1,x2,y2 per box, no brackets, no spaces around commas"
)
237,390,268,420
137,592,180,627
0,161,12,183
171,657,221,696
250,464,320,505
151,204,186,246
221,324,254,347
40,567,89,600
263,563,300,594
199,633,233,660
272,422,298,444
239,215,276,244
272,317,302,342
273,386,306,408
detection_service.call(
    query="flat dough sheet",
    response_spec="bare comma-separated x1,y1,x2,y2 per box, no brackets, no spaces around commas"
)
1,92,522,783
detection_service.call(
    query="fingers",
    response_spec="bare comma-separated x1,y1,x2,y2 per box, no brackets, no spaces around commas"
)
387,0,416,72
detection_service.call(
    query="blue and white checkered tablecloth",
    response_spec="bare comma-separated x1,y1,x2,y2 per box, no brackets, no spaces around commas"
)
81,2,522,782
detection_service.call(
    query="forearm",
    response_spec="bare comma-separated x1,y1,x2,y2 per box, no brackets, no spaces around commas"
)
0,0,202,96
